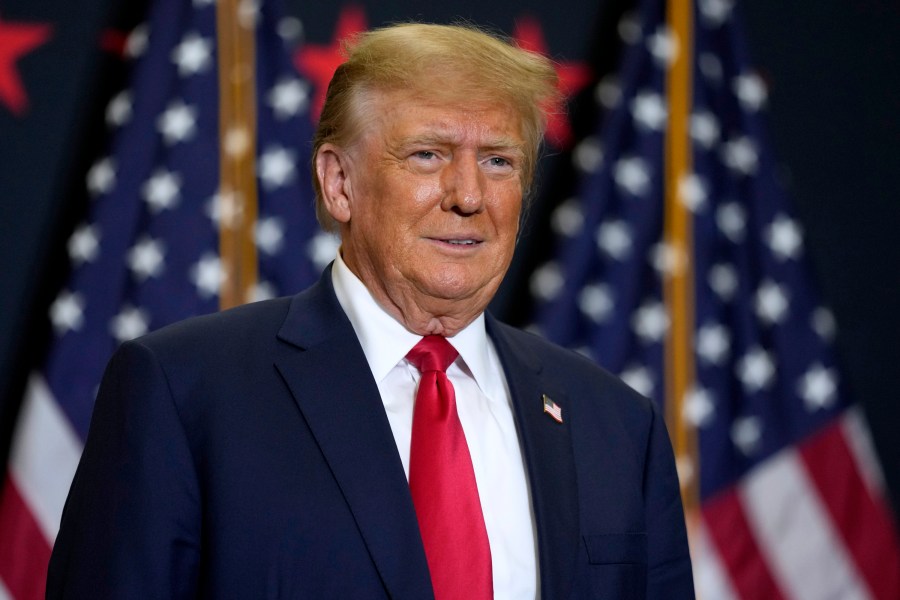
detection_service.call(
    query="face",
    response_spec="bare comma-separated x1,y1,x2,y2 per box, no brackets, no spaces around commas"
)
318,89,526,334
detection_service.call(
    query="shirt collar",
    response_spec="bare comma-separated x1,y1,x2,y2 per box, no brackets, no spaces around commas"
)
331,252,499,396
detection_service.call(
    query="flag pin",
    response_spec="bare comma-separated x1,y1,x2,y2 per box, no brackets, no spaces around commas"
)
542,394,563,423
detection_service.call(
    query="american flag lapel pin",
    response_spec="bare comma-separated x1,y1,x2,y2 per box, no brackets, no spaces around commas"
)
542,394,563,423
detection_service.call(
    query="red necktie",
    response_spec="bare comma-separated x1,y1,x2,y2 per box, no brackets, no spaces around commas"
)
407,336,493,600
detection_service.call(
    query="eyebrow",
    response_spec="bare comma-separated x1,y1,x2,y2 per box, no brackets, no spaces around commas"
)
398,134,525,156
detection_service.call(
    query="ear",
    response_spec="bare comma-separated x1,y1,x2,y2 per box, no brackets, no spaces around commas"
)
315,143,353,224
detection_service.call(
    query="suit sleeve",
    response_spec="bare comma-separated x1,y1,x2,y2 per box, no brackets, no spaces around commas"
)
643,401,695,598
46,340,201,599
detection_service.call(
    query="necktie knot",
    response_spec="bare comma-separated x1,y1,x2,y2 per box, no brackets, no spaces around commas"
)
406,335,458,374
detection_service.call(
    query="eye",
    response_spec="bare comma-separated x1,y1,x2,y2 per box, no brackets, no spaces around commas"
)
414,151,436,160
488,157,510,167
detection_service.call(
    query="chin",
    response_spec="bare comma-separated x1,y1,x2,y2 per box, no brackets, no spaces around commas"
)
419,270,498,303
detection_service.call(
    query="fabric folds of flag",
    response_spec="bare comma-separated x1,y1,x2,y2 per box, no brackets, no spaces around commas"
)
0,0,326,597
530,0,900,598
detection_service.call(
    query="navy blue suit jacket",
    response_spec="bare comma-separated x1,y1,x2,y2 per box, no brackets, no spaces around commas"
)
47,270,693,599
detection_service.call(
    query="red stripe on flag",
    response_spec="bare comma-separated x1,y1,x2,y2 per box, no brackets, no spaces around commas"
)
799,420,900,600
0,474,52,600
702,487,785,600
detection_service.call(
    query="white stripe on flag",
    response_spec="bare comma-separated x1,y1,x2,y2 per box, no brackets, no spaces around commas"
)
9,373,84,542
691,520,738,600
739,449,871,600
840,406,886,498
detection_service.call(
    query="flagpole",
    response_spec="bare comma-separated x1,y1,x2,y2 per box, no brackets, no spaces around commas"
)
216,0,259,309
663,0,699,516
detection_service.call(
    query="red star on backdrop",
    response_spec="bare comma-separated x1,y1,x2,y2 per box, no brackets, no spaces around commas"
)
513,15,592,149
0,15,52,116
294,5,368,121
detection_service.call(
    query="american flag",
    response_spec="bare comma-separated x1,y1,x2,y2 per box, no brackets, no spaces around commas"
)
530,0,900,598
0,0,329,597
542,394,563,424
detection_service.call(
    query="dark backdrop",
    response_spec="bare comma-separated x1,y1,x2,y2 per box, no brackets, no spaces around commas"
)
1,0,897,510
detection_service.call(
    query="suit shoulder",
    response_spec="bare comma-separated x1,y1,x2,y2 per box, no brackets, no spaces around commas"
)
491,320,655,417
134,296,294,358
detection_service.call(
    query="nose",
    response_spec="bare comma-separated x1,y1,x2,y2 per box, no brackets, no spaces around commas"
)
441,153,486,215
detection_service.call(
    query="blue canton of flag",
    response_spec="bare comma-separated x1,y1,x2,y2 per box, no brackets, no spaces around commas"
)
529,0,900,598
0,0,330,597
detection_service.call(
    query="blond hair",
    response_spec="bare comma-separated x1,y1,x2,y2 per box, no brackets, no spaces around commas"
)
311,22,560,232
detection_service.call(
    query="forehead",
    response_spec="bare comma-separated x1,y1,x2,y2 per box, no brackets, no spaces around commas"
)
358,88,526,148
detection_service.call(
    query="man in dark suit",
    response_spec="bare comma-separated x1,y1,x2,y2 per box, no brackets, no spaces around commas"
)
47,23,693,599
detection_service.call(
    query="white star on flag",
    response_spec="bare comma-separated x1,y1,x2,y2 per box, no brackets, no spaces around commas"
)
306,231,341,270
171,32,213,77
799,363,839,411
617,11,642,45
68,224,101,265
578,283,615,323
632,300,669,343
733,72,768,112
50,291,85,335
699,0,734,26
722,136,759,175
109,306,150,343
708,263,738,301
267,78,309,120
551,198,585,237
620,365,655,397
572,136,604,173
683,386,716,427
698,53,723,82
529,261,564,302
124,23,149,59
87,157,116,197
812,307,837,341
613,156,651,196
755,280,790,325
127,236,166,281
595,75,622,109
765,214,804,261
731,415,763,455
157,100,198,145
631,91,667,131
737,347,776,393
142,169,182,213
249,281,278,302
678,173,708,212
106,90,133,127
276,16,304,43
690,110,720,149
647,25,678,66
258,145,297,190
716,201,747,243
696,322,730,365
254,216,285,256
649,242,686,276
190,253,224,298
595,220,633,260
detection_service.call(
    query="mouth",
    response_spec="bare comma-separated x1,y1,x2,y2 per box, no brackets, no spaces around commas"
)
426,236,485,252
440,238,481,246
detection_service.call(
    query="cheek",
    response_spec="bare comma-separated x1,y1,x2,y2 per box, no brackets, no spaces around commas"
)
492,189,524,236
408,177,442,208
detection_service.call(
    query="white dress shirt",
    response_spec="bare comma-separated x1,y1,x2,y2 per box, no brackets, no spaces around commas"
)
331,253,539,599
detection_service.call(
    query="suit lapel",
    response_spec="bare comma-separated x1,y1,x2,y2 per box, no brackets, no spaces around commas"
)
274,272,433,600
488,317,580,600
